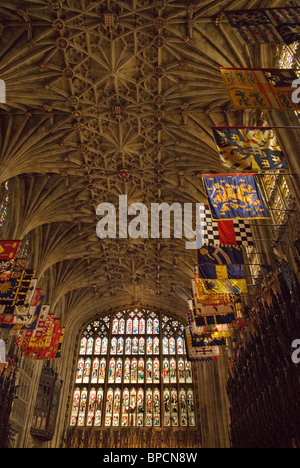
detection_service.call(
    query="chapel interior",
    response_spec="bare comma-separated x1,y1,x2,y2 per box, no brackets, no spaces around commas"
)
0,0,300,450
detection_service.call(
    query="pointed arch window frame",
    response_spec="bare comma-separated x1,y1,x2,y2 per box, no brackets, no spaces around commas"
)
70,309,196,429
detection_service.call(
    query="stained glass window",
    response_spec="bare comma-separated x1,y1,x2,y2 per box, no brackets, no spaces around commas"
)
87,388,96,426
95,388,103,426
91,358,99,383
0,181,9,229
95,337,101,355
112,318,118,334
80,337,87,355
110,337,117,355
86,338,93,355
99,358,106,383
70,310,195,428
83,358,91,383
277,42,299,69
101,337,108,355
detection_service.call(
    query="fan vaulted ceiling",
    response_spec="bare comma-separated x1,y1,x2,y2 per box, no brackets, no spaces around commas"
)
0,0,293,325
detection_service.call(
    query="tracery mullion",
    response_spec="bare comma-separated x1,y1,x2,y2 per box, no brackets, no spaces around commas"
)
71,308,195,429
103,313,113,428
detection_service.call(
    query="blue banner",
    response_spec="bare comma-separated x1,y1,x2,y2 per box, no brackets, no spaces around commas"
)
197,264,245,280
212,127,287,172
197,245,244,265
203,174,271,220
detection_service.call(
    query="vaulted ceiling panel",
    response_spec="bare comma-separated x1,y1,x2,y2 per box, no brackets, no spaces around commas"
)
0,0,290,323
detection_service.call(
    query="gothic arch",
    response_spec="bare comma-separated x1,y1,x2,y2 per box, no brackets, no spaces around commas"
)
62,306,201,448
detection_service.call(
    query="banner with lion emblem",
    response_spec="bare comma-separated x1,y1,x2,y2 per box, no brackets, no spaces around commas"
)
202,174,271,220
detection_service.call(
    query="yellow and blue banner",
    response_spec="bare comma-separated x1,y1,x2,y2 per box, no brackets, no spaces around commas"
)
194,274,248,296
212,127,287,172
197,264,245,280
192,277,236,305
221,67,299,111
197,245,244,265
202,173,271,220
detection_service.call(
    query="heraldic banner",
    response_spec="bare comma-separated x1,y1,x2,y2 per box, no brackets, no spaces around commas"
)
198,204,254,247
202,174,271,220
221,68,299,111
225,7,300,45
212,127,287,172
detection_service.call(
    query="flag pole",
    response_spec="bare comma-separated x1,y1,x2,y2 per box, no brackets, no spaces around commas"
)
212,126,300,129
253,239,288,242
255,172,297,176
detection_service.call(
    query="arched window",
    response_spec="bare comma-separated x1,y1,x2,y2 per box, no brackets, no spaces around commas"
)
70,309,196,428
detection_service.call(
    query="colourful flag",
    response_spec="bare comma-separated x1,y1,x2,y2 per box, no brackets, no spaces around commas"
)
0,260,13,281
54,328,65,359
0,314,15,328
28,306,51,347
10,258,26,278
186,321,226,347
37,323,65,360
29,288,42,315
13,270,34,306
188,311,232,335
212,127,287,171
0,278,18,301
197,243,245,280
194,313,236,327
0,269,32,304
192,277,235,305
197,264,245,280
194,302,235,320
198,204,254,247
10,295,45,331
225,7,300,45
189,316,231,338
18,330,34,351
221,67,300,111
197,245,244,265
185,326,220,361
271,12,300,45
202,173,270,220
186,327,225,348
190,299,236,317
194,273,248,296
0,241,21,261
14,279,38,316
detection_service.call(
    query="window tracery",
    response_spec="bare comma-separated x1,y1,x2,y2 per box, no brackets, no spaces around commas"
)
70,309,196,428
